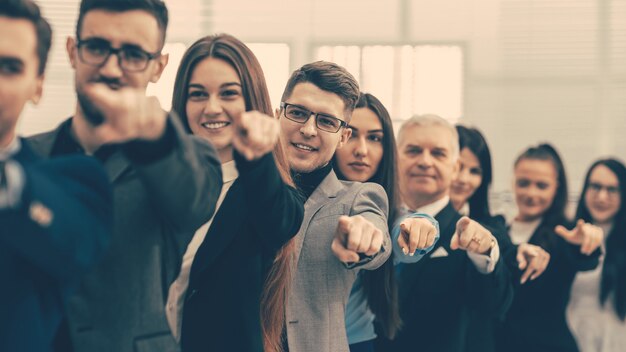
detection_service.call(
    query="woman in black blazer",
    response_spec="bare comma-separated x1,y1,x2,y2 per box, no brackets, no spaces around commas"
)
497,144,603,352
167,34,304,352
450,126,551,352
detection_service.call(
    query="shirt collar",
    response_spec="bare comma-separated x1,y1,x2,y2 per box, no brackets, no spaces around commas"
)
222,160,238,183
403,195,451,217
0,136,21,160
51,117,117,161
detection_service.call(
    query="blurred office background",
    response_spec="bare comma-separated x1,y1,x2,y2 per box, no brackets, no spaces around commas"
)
19,0,626,217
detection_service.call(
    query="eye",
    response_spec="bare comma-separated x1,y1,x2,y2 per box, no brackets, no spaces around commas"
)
83,39,110,56
220,89,241,99
405,146,422,156
0,59,23,75
537,182,550,190
367,134,383,143
516,179,530,188
432,149,447,158
187,90,207,101
287,107,309,120
121,47,148,62
470,167,483,176
318,115,339,129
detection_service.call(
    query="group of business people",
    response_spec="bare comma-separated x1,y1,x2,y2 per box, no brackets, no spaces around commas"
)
1,0,624,352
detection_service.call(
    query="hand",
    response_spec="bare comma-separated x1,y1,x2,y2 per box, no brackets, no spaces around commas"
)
231,111,280,161
81,83,167,144
397,217,438,256
517,243,550,284
331,215,384,264
450,217,496,255
555,219,603,255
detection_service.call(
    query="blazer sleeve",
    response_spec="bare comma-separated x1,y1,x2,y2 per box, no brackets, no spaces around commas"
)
234,151,304,252
0,155,112,283
122,114,223,234
346,182,392,270
465,241,514,318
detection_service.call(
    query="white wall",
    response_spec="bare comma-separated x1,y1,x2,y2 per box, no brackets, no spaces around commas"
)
19,0,626,216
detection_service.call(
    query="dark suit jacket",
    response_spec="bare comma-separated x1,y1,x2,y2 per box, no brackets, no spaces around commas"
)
27,116,222,352
180,152,304,352
387,202,513,352
497,220,600,352
0,139,112,352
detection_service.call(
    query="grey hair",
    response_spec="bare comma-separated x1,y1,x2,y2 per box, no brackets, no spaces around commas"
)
396,114,460,160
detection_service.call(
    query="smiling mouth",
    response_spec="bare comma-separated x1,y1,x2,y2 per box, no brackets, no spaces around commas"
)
201,121,231,130
292,143,318,152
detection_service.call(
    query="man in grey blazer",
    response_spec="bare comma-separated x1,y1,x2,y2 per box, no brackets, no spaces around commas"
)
277,61,391,352
26,1,222,351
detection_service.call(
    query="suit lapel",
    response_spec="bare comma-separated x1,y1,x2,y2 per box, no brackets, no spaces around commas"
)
189,181,243,283
104,150,132,184
292,170,343,270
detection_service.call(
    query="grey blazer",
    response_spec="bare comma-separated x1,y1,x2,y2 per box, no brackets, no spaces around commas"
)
286,170,391,352
27,116,222,352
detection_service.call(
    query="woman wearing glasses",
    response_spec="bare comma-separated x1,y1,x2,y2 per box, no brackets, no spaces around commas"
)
332,93,439,352
165,34,304,352
567,158,626,352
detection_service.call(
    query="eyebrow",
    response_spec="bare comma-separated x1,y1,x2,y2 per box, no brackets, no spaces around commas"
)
0,57,25,67
80,36,153,52
187,82,241,89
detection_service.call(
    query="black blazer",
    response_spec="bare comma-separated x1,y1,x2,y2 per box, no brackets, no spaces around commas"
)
0,140,112,352
497,220,600,352
383,202,513,352
465,214,516,352
180,152,304,352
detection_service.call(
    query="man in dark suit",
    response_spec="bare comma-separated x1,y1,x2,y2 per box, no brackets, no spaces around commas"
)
387,114,514,352
0,1,112,351
26,0,223,351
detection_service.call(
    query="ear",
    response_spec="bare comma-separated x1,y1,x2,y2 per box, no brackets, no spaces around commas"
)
66,36,77,69
30,75,45,105
336,126,352,150
150,52,169,83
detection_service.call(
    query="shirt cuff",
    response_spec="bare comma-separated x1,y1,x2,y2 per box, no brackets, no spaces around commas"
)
392,212,440,264
467,239,500,274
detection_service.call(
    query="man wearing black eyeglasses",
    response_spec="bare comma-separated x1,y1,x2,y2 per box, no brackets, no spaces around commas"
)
27,1,222,352
277,61,391,352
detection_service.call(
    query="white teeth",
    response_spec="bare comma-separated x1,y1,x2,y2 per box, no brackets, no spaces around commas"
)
294,143,315,151
202,122,230,129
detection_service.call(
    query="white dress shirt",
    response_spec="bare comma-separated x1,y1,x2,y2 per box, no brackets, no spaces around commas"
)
508,218,542,245
0,137,24,209
165,160,238,341
405,196,500,274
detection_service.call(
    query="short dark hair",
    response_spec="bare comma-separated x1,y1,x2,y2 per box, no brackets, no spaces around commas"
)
76,0,168,45
281,61,360,120
0,0,52,75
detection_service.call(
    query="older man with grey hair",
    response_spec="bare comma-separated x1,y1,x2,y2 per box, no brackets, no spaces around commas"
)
381,114,513,352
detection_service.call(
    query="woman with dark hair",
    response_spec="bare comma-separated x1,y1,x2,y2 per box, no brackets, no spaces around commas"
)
165,34,304,352
497,143,603,352
450,126,550,352
567,158,626,351
333,93,439,352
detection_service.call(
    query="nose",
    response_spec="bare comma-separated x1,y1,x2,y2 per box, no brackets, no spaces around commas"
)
595,188,610,202
98,52,124,78
456,167,469,184
203,95,223,115
353,137,368,157
299,115,317,138
417,150,433,170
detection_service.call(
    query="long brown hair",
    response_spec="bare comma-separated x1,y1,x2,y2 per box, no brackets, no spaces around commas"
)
332,93,402,338
171,33,294,352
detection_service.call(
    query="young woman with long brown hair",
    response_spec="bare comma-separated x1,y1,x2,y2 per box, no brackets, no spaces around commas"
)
165,33,304,352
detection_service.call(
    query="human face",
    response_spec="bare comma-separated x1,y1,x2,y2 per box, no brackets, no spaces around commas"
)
334,107,384,182
0,16,43,147
514,159,558,222
279,82,351,173
398,124,459,208
185,57,244,163
451,147,483,208
584,164,621,225
67,10,168,124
